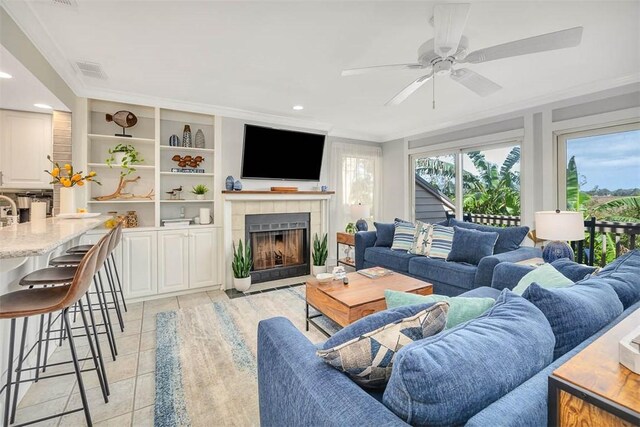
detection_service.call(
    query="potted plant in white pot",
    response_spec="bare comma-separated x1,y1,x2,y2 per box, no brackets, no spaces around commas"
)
106,144,144,176
312,233,328,276
191,184,209,200
232,239,252,292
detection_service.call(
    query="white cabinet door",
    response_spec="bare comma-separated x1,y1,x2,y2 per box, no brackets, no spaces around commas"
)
122,231,157,298
0,110,52,189
158,230,190,293
189,228,220,289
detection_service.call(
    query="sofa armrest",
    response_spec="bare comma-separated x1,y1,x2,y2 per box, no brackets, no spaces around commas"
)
490,263,534,291
474,247,541,287
355,231,377,270
258,317,407,427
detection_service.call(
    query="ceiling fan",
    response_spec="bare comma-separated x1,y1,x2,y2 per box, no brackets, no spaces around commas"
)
342,3,583,106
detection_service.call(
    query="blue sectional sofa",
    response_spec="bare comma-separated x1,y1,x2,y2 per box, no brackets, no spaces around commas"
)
257,250,640,426
355,218,541,296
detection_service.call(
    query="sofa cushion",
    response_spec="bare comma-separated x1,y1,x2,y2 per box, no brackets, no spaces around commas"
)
364,247,415,273
428,224,455,259
408,221,433,256
512,263,573,295
523,282,623,359
317,302,448,388
460,286,502,299
385,289,494,329
391,221,416,252
373,222,394,247
449,218,529,254
447,226,499,265
551,258,598,282
383,290,555,426
408,256,477,290
591,249,640,309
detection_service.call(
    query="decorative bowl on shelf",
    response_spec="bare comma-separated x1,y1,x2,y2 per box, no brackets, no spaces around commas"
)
316,273,333,284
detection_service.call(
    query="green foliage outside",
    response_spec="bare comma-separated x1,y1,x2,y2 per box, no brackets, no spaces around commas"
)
415,147,521,216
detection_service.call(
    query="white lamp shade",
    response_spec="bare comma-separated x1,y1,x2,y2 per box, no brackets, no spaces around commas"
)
535,211,585,241
350,203,370,220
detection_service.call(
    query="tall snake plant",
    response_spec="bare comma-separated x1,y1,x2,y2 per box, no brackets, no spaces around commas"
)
312,233,328,267
232,239,252,279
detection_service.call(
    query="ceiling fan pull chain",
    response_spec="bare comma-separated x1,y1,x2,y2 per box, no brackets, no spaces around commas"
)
432,73,436,110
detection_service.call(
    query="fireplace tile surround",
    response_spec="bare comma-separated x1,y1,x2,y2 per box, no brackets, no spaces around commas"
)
222,192,331,290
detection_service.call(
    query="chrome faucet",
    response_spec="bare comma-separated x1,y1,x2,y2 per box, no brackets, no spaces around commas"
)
0,195,19,225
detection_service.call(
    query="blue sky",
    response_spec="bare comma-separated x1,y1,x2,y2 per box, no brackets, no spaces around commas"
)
567,129,640,190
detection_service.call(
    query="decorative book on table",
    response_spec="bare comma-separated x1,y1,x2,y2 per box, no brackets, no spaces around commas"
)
358,266,394,279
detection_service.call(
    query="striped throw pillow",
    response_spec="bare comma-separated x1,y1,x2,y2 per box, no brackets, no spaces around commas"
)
391,221,416,252
429,225,454,259
409,221,433,256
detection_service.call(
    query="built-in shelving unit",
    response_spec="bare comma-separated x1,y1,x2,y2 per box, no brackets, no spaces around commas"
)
82,99,221,228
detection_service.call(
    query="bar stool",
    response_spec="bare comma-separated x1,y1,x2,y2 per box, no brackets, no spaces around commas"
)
1,242,102,426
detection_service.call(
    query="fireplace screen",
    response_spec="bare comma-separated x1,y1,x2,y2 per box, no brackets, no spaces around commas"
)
251,229,305,271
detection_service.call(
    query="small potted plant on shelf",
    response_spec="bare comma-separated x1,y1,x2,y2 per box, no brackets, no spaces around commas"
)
312,233,328,276
106,144,144,177
232,239,252,292
191,184,209,200
345,222,357,234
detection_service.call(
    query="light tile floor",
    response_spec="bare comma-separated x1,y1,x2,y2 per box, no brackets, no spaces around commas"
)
14,290,229,426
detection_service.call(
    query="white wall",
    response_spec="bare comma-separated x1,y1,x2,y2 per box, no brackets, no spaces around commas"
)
220,117,381,264
382,82,640,228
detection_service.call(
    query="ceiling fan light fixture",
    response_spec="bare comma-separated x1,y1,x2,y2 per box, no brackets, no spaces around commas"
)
292,105,304,111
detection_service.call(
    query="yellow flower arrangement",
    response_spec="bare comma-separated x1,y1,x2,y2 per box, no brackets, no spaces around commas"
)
45,155,101,187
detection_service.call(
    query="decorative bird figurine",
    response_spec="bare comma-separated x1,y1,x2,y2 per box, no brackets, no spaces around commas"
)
166,186,183,200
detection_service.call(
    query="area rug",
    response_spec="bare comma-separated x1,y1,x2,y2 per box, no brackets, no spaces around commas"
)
154,286,337,427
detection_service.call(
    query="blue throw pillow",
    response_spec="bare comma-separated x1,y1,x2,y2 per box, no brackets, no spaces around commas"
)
447,226,499,265
590,249,640,309
522,282,623,359
373,222,394,247
551,258,598,282
449,219,529,254
383,290,554,426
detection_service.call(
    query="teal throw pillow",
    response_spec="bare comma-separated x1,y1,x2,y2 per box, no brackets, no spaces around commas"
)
385,290,494,329
391,220,416,252
512,263,573,295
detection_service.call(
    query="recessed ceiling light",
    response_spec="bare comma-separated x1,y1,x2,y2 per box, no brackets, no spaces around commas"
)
0,71,12,79
34,103,53,109
292,105,304,111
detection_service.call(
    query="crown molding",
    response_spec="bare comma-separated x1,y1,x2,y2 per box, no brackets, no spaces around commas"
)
327,127,385,143
381,74,640,142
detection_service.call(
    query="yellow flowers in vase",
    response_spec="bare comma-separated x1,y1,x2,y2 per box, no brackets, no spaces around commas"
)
45,155,101,187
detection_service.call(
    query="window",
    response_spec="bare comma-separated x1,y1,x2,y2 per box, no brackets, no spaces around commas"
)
412,142,521,223
330,143,382,230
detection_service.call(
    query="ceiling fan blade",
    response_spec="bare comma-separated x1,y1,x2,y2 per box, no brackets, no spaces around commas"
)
450,68,502,97
433,3,471,58
341,63,425,76
385,72,434,106
462,26,583,64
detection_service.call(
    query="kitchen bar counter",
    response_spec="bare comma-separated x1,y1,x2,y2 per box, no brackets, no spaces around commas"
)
0,216,106,259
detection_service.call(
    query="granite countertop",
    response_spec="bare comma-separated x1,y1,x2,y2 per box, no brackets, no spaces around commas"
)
0,216,107,259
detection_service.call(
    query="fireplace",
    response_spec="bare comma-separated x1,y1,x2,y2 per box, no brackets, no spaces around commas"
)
245,213,310,283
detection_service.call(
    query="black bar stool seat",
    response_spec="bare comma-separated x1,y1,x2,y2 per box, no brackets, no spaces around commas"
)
50,254,84,266
67,244,94,254
19,267,76,286
0,286,70,318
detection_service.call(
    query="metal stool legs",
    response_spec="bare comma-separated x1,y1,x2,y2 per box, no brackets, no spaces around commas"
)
63,308,93,426
9,317,28,424
3,318,16,427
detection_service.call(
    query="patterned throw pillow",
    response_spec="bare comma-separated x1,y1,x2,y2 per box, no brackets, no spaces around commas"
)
390,220,416,251
317,302,449,388
409,221,433,256
429,225,455,259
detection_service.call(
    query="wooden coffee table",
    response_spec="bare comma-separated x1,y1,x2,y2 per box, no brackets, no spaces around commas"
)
305,270,433,337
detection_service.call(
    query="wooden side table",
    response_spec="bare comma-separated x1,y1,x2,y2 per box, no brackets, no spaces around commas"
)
548,307,640,426
336,232,355,268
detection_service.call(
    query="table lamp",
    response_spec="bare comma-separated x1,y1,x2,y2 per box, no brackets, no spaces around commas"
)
350,203,371,231
535,210,585,263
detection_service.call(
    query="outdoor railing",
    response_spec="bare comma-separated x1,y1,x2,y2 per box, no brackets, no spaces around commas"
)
445,211,640,267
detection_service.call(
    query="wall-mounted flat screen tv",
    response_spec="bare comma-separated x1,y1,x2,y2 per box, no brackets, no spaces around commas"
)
241,124,325,181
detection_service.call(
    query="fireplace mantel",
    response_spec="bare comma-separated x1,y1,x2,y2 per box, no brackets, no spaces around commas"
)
222,191,331,290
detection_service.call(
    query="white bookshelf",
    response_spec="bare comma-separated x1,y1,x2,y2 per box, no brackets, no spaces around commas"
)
82,99,220,228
